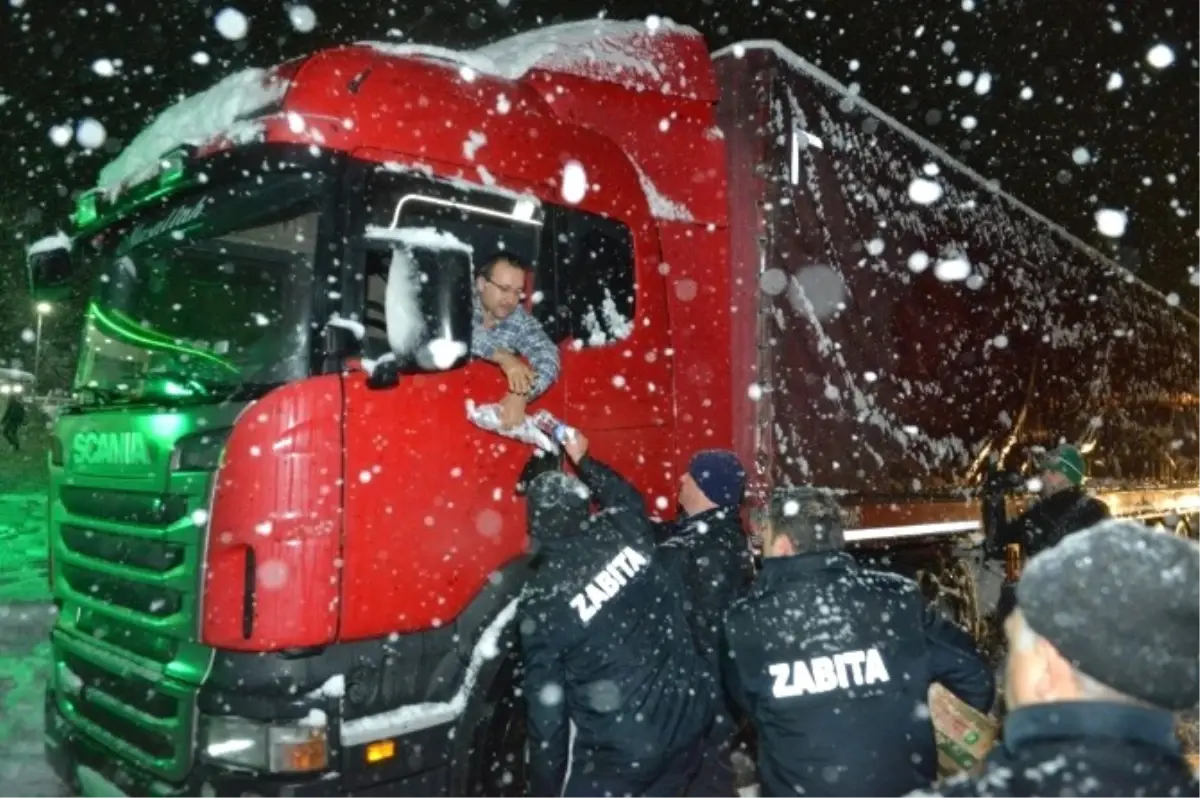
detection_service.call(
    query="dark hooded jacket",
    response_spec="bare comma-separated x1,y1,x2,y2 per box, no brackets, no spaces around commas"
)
986,486,1111,622
655,508,755,672
519,458,715,797
988,486,1110,560
2,397,26,428
722,552,995,797
928,702,1198,797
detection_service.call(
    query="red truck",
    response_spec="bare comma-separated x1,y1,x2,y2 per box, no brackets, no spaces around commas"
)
28,19,1198,797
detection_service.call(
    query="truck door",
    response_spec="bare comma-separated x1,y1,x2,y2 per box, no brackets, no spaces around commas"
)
548,207,677,512
339,167,559,642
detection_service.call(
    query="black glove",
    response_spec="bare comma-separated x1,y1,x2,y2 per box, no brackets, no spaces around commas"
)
984,463,1025,496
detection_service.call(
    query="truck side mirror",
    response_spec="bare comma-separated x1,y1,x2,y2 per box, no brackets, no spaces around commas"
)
27,235,74,301
386,246,473,374
366,357,401,391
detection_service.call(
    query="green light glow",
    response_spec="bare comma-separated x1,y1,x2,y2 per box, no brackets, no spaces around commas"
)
161,154,186,186
72,192,99,228
160,380,192,397
145,412,187,441
87,302,239,375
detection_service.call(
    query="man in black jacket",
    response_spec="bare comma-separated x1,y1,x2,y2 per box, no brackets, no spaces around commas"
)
519,434,714,797
2,395,26,451
655,449,756,795
929,520,1198,797
986,444,1111,622
722,487,995,797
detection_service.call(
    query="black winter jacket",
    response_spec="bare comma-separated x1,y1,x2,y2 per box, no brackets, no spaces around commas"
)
519,458,715,797
2,398,25,427
656,507,755,671
722,552,995,797
929,702,1198,797
989,486,1111,560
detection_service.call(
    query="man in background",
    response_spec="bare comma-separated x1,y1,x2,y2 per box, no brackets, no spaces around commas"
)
2,394,26,451
656,450,756,795
931,520,1198,797
986,443,1111,622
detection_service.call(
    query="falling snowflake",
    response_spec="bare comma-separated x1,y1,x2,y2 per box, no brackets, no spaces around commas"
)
561,160,588,204
214,7,249,41
1146,43,1175,69
907,178,943,205
287,4,317,33
1094,208,1128,238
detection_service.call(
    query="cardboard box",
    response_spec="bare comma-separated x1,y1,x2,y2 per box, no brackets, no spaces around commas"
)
929,683,999,777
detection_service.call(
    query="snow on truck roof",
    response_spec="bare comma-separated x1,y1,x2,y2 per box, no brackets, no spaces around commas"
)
717,41,1188,313
95,19,705,197
97,67,288,195
91,20,1187,315
367,18,703,83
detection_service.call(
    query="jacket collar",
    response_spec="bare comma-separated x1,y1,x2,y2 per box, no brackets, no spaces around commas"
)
1003,701,1180,756
758,550,854,588
678,506,738,534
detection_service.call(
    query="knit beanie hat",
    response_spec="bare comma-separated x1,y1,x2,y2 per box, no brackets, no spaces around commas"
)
1040,444,1086,486
689,450,746,507
1017,519,1200,710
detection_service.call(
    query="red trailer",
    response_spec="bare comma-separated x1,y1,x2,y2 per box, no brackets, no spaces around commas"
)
29,19,1197,797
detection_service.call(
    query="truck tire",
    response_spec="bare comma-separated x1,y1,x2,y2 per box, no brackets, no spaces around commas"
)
457,653,528,797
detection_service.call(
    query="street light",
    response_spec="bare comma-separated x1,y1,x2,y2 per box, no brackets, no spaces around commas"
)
34,302,52,396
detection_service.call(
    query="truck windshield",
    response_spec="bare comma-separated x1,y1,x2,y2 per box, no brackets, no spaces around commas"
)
76,185,320,403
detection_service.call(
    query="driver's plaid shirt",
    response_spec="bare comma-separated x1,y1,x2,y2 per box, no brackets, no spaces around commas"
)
471,300,561,398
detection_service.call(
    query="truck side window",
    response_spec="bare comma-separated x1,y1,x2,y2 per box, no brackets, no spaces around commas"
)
360,177,545,359
555,209,636,348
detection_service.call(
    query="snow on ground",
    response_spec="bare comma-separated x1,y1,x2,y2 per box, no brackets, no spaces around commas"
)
0,603,63,796
0,492,51,604
0,421,52,604
0,430,63,795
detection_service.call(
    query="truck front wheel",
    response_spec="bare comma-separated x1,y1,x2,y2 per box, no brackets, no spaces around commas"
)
461,659,528,797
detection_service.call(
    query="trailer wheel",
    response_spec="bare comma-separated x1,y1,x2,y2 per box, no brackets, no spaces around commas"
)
917,555,983,641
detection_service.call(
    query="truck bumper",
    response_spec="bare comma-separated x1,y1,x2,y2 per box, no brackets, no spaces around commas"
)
44,687,442,797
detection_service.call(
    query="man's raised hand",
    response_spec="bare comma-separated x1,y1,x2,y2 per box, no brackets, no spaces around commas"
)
494,350,534,396
563,431,589,465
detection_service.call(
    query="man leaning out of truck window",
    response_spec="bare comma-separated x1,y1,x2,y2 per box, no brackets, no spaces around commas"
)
721,488,995,797
471,251,561,429
921,520,1199,797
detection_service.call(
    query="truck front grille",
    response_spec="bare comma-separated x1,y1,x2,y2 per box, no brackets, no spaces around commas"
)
49,480,212,784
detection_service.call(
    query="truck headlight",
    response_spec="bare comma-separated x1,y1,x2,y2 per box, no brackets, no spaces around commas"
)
201,715,328,773
170,428,232,472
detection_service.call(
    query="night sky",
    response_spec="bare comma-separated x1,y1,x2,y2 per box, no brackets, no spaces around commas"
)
0,0,1196,377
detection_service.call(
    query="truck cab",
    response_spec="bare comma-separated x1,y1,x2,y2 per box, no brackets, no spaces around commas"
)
32,22,731,797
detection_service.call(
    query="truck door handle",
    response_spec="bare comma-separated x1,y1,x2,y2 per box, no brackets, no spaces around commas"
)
242,545,257,639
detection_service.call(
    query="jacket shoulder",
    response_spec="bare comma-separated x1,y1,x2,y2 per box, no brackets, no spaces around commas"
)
857,565,922,597
724,591,759,628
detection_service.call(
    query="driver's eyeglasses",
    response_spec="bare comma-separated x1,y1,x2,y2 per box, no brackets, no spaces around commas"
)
486,277,526,301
